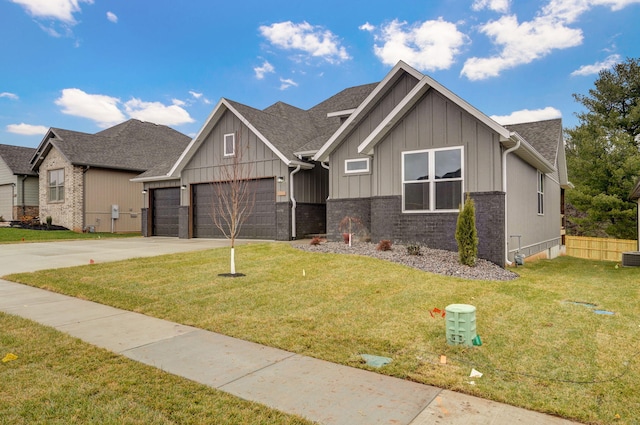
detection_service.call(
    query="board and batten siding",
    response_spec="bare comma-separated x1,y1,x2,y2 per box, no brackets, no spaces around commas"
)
180,110,291,206
329,72,420,199
371,89,502,197
505,154,561,259
84,168,143,233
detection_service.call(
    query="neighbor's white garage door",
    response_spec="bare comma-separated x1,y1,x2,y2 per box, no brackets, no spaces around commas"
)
0,185,13,221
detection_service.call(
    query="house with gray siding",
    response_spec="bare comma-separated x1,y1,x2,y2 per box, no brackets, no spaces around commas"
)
30,120,190,233
133,84,376,240
0,144,39,221
313,61,571,266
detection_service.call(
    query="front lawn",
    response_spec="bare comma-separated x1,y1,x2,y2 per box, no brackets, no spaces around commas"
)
0,227,140,243
5,243,640,424
0,313,313,424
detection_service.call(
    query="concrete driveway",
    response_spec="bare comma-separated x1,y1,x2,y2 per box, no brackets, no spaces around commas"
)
0,237,260,276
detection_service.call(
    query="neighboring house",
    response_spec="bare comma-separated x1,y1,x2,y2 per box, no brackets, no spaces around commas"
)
313,61,571,265
0,144,39,221
133,84,376,239
30,119,191,233
135,60,570,266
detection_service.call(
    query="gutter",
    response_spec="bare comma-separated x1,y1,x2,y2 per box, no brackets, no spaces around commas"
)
502,134,521,266
290,165,302,239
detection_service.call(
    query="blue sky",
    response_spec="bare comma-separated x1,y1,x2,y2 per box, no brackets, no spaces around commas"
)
2,0,640,148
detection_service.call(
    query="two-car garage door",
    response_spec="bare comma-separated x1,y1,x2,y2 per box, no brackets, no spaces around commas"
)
192,178,276,239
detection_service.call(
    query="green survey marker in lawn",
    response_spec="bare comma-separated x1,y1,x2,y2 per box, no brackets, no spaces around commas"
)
4,243,640,425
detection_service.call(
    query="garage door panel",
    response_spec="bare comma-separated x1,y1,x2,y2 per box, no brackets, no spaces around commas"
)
193,179,275,240
152,187,180,237
0,185,13,220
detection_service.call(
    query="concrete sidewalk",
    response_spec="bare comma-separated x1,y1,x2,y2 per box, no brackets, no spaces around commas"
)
0,238,580,425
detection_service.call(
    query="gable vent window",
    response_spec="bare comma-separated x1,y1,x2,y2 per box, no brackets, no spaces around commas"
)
537,170,544,215
224,133,235,157
345,158,370,174
48,168,65,203
402,147,463,212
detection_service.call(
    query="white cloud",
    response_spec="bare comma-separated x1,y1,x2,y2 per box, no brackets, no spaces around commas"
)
571,54,621,76
6,123,48,135
491,107,562,125
259,21,350,64
472,0,511,13
11,0,93,23
372,18,468,72
124,98,195,126
189,91,202,99
461,0,640,80
55,88,125,127
279,78,298,90
359,22,375,32
254,60,275,80
0,92,19,100
106,11,118,23
461,13,582,80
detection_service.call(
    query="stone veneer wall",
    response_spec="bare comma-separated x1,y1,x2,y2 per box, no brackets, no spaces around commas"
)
12,205,39,220
38,148,84,232
328,192,505,266
276,202,291,241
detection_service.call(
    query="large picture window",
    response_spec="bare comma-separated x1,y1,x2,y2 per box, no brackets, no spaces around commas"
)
48,169,64,203
402,147,463,212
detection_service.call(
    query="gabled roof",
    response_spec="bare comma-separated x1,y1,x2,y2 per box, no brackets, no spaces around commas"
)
31,119,191,173
163,84,378,181
313,61,556,175
505,118,570,184
0,144,37,176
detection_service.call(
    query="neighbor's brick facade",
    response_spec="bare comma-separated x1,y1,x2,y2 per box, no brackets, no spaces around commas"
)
327,192,505,266
38,148,84,231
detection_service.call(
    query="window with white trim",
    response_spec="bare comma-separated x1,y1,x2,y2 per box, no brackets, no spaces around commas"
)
537,170,544,215
48,169,65,203
224,133,235,157
402,147,463,212
345,158,370,174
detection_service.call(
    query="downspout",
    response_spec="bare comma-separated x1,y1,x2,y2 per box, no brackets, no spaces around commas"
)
502,137,521,266
20,176,27,217
289,165,302,240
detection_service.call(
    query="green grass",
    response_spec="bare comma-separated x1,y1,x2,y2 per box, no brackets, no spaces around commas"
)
0,227,140,243
5,243,640,424
0,313,313,424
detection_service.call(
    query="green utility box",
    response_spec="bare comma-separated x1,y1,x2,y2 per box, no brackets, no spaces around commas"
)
445,304,477,347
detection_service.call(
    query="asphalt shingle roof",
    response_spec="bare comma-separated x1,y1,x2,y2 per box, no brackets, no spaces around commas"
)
40,119,191,173
505,118,562,165
0,144,37,176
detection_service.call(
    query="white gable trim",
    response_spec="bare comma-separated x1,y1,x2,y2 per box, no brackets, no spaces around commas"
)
313,61,423,163
169,98,311,178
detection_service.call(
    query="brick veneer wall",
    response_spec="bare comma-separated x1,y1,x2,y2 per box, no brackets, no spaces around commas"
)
276,202,291,240
328,192,505,266
12,206,39,220
295,203,326,237
38,149,84,232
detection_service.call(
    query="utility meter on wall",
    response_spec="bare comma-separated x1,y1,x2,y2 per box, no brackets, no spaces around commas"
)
111,204,120,219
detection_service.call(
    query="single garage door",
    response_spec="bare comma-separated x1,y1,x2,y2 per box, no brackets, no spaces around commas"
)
0,185,13,221
152,187,180,237
192,178,276,239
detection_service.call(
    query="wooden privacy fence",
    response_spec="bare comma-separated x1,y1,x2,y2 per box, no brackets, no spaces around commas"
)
565,236,638,261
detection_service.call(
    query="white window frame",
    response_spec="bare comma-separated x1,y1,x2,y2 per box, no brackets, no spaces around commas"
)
401,146,464,213
537,170,544,215
344,158,370,174
48,168,65,203
223,133,235,157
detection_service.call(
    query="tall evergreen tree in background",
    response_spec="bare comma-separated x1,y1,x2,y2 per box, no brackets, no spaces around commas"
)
565,57,640,239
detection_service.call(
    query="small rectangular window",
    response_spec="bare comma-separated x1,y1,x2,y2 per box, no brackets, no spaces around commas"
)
537,171,544,215
48,169,64,203
345,158,370,174
224,133,235,157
